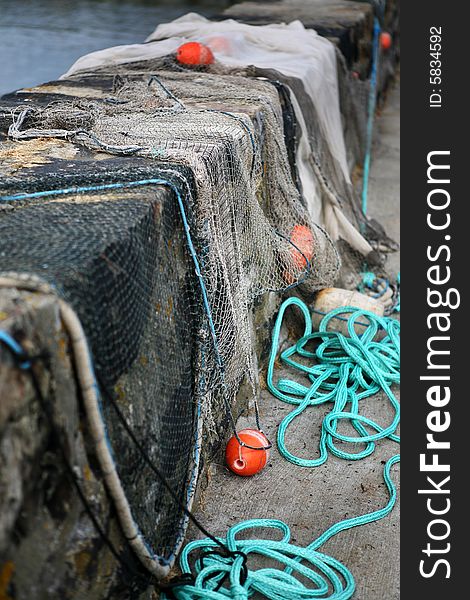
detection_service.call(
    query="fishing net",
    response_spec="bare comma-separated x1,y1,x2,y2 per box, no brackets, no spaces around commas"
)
0,67,340,573
0,6,398,579
58,12,377,256
0,170,203,570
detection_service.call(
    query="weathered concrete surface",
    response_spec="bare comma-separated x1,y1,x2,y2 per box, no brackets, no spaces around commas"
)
0,289,149,600
185,84,401,600
368,82,400,278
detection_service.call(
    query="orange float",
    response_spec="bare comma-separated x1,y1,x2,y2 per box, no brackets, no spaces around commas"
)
176,42,215,66
290,224,314,269
225,429,270,476
380,32,392,51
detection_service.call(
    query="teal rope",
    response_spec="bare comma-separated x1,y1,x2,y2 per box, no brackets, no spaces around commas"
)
361,271,377,289
358,271,400,312
166,455,399,600
267,298,399,466
166,300,399,599
358,271,389,299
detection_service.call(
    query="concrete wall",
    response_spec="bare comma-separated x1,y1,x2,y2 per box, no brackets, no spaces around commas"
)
0,1,399,597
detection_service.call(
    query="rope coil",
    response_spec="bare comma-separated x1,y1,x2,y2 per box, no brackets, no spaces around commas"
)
267,298,399,466
167,454,399,600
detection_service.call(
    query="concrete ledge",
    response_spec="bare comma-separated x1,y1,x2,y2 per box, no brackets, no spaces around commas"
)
0,3,399,596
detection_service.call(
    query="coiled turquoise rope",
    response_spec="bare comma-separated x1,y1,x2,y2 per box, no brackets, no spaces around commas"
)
166,299,400,599
267,297,400,466
170,456,398,600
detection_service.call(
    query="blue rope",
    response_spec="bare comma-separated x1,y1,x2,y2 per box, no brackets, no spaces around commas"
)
361,272,376,289
167,454,399,600
358,271,400,312
267,298,399,466
0,330,31,369
358,271,389,299
0,178,174,203
361,17,381,217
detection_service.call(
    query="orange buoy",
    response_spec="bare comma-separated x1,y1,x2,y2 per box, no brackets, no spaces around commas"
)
225,429,270,476
176,42,214,66
290,224,314,269
380,32,392,51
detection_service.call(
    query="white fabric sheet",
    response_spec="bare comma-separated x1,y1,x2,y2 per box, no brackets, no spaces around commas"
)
61,13,371,254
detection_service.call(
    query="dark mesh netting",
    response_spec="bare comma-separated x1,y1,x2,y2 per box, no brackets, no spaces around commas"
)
0,174,206,567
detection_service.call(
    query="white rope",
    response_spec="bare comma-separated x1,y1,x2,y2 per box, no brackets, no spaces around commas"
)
0,273,202,578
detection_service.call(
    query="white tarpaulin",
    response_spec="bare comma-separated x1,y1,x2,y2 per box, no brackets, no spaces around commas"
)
61,13,371,255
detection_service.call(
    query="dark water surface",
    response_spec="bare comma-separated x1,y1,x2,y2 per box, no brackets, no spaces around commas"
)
0,0,230,96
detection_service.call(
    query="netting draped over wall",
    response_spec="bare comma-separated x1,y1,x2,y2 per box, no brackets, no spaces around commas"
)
0,10,380,576
1,67,340,572
7,70,342,397
60,13,373,255
0,174,205,572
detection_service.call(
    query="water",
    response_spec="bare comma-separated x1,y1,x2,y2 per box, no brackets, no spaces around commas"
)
0,0,231,96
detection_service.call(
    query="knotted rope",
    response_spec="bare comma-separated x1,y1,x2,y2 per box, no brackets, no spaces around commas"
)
166,455,399,599
358,271,400,313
